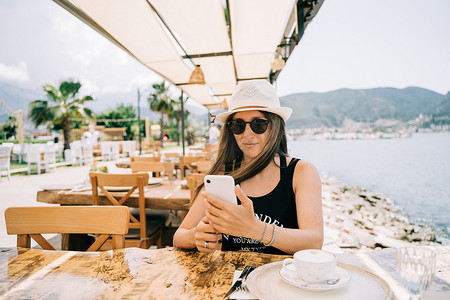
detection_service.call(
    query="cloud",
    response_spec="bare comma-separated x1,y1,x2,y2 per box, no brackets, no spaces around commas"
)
0,61,30,82
78,78,101,96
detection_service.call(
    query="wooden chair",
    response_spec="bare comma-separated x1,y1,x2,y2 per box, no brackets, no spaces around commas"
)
178,156,201,179
130,155,161,162
150,141,162,152
4,206,130,251
163,152,179,158
129,162,177,225
204,144,218,152
130,161,175,179
195,152,208,157
196,159,212,174
181,173,206,221
89,172,164,249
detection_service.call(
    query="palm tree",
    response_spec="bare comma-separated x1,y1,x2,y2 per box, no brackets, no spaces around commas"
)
148,81,175,146
28,80,94,151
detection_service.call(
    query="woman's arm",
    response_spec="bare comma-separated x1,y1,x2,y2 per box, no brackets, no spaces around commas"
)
173,186,221,252
265,161,323,253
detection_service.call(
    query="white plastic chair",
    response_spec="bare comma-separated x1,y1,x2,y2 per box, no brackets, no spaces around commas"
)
0,145,13,181
55,143,64,160
82,143,94,166
64,149,75,165
110,142,120,160
43,142,57,172
70,141,84,166
100,142,112,161
26,144,49,175
122,141,136,157
12,143,27,163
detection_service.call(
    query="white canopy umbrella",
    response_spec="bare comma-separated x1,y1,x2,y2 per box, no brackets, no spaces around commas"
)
53,0,324,108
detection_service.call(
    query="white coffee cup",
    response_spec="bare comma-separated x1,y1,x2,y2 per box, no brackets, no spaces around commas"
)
282,249,337,283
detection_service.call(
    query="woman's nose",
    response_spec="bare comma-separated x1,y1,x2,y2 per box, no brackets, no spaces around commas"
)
242,123,254,136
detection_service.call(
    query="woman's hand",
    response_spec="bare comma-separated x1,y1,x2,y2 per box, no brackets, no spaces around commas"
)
203,185,260,239
194,216,221,253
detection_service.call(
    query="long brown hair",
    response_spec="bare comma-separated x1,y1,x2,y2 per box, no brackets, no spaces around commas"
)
195,111,288,198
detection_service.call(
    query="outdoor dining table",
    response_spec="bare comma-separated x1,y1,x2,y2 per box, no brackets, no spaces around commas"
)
0,246,448,299
36,179,190,211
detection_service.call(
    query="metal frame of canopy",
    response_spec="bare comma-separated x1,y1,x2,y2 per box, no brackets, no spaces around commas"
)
52,0,324,153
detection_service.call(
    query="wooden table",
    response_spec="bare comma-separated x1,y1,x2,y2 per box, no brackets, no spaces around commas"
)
115,159,200,179
1,246,449,299
115,159,132,168
36,180,190,211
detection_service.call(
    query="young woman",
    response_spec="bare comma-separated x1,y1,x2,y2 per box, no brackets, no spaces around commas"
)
173,80,323,254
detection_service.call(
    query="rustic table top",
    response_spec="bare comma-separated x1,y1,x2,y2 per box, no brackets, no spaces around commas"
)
36,179,190,210
0,246,448,299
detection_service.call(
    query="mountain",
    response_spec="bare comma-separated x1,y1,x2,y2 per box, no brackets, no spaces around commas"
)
1,82,446,130
0,81,208,126
281,87,447,128
0,82,44,122
427,92,450,125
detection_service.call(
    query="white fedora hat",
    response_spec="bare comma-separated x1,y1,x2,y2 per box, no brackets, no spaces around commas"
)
216,80,292,123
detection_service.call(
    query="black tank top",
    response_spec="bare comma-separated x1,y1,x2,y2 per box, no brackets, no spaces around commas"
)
221,156,300,255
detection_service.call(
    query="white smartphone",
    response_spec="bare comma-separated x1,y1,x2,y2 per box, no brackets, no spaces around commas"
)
204,175,237,205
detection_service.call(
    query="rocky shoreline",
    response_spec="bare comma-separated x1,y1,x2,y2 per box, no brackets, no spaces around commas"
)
321,177,439,252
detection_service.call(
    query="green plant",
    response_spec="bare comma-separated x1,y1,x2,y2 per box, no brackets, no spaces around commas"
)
89,161,108,173
96,103,139,140
148,81,176,146
28,80,95,151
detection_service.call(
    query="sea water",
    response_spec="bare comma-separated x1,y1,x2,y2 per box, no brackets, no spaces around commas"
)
288,132,450,244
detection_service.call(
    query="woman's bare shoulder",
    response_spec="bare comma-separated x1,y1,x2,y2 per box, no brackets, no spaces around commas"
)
292,160,321,193
293,159,320,178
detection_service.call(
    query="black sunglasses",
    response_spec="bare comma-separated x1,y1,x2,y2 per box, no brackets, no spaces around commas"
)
227,118,270,135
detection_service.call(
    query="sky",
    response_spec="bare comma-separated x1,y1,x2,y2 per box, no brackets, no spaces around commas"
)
0,0,449,114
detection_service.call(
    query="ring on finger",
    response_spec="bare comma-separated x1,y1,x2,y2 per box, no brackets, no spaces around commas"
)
205,241,208,249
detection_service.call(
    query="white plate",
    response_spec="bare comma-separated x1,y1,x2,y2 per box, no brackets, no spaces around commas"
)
180,180,188,189
148,178,164,186
40,184,74,191
104,186,134,192
246,262,392,300
279,265,351,292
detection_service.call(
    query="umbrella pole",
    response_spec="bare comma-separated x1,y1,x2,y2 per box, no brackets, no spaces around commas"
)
181,91,186,157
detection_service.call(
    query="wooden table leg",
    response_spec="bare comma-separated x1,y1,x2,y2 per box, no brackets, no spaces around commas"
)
62,234,95,251
61,234,70,250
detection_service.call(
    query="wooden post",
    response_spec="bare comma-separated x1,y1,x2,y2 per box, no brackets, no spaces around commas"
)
145,117,150,142
17,109,23,144
180,91,185,156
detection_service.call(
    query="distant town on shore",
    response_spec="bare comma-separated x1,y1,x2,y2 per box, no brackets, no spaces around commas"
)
282,86,449,140
287,113,448,141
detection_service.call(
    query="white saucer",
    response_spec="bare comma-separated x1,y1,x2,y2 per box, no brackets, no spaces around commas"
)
279,265,351,292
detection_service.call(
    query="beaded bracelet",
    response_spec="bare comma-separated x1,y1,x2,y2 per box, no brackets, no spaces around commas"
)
259,222,268,243
264,224,277,247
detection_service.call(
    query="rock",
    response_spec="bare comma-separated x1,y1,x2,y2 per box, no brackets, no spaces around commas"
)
375,235,412,248
321,177,438,252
